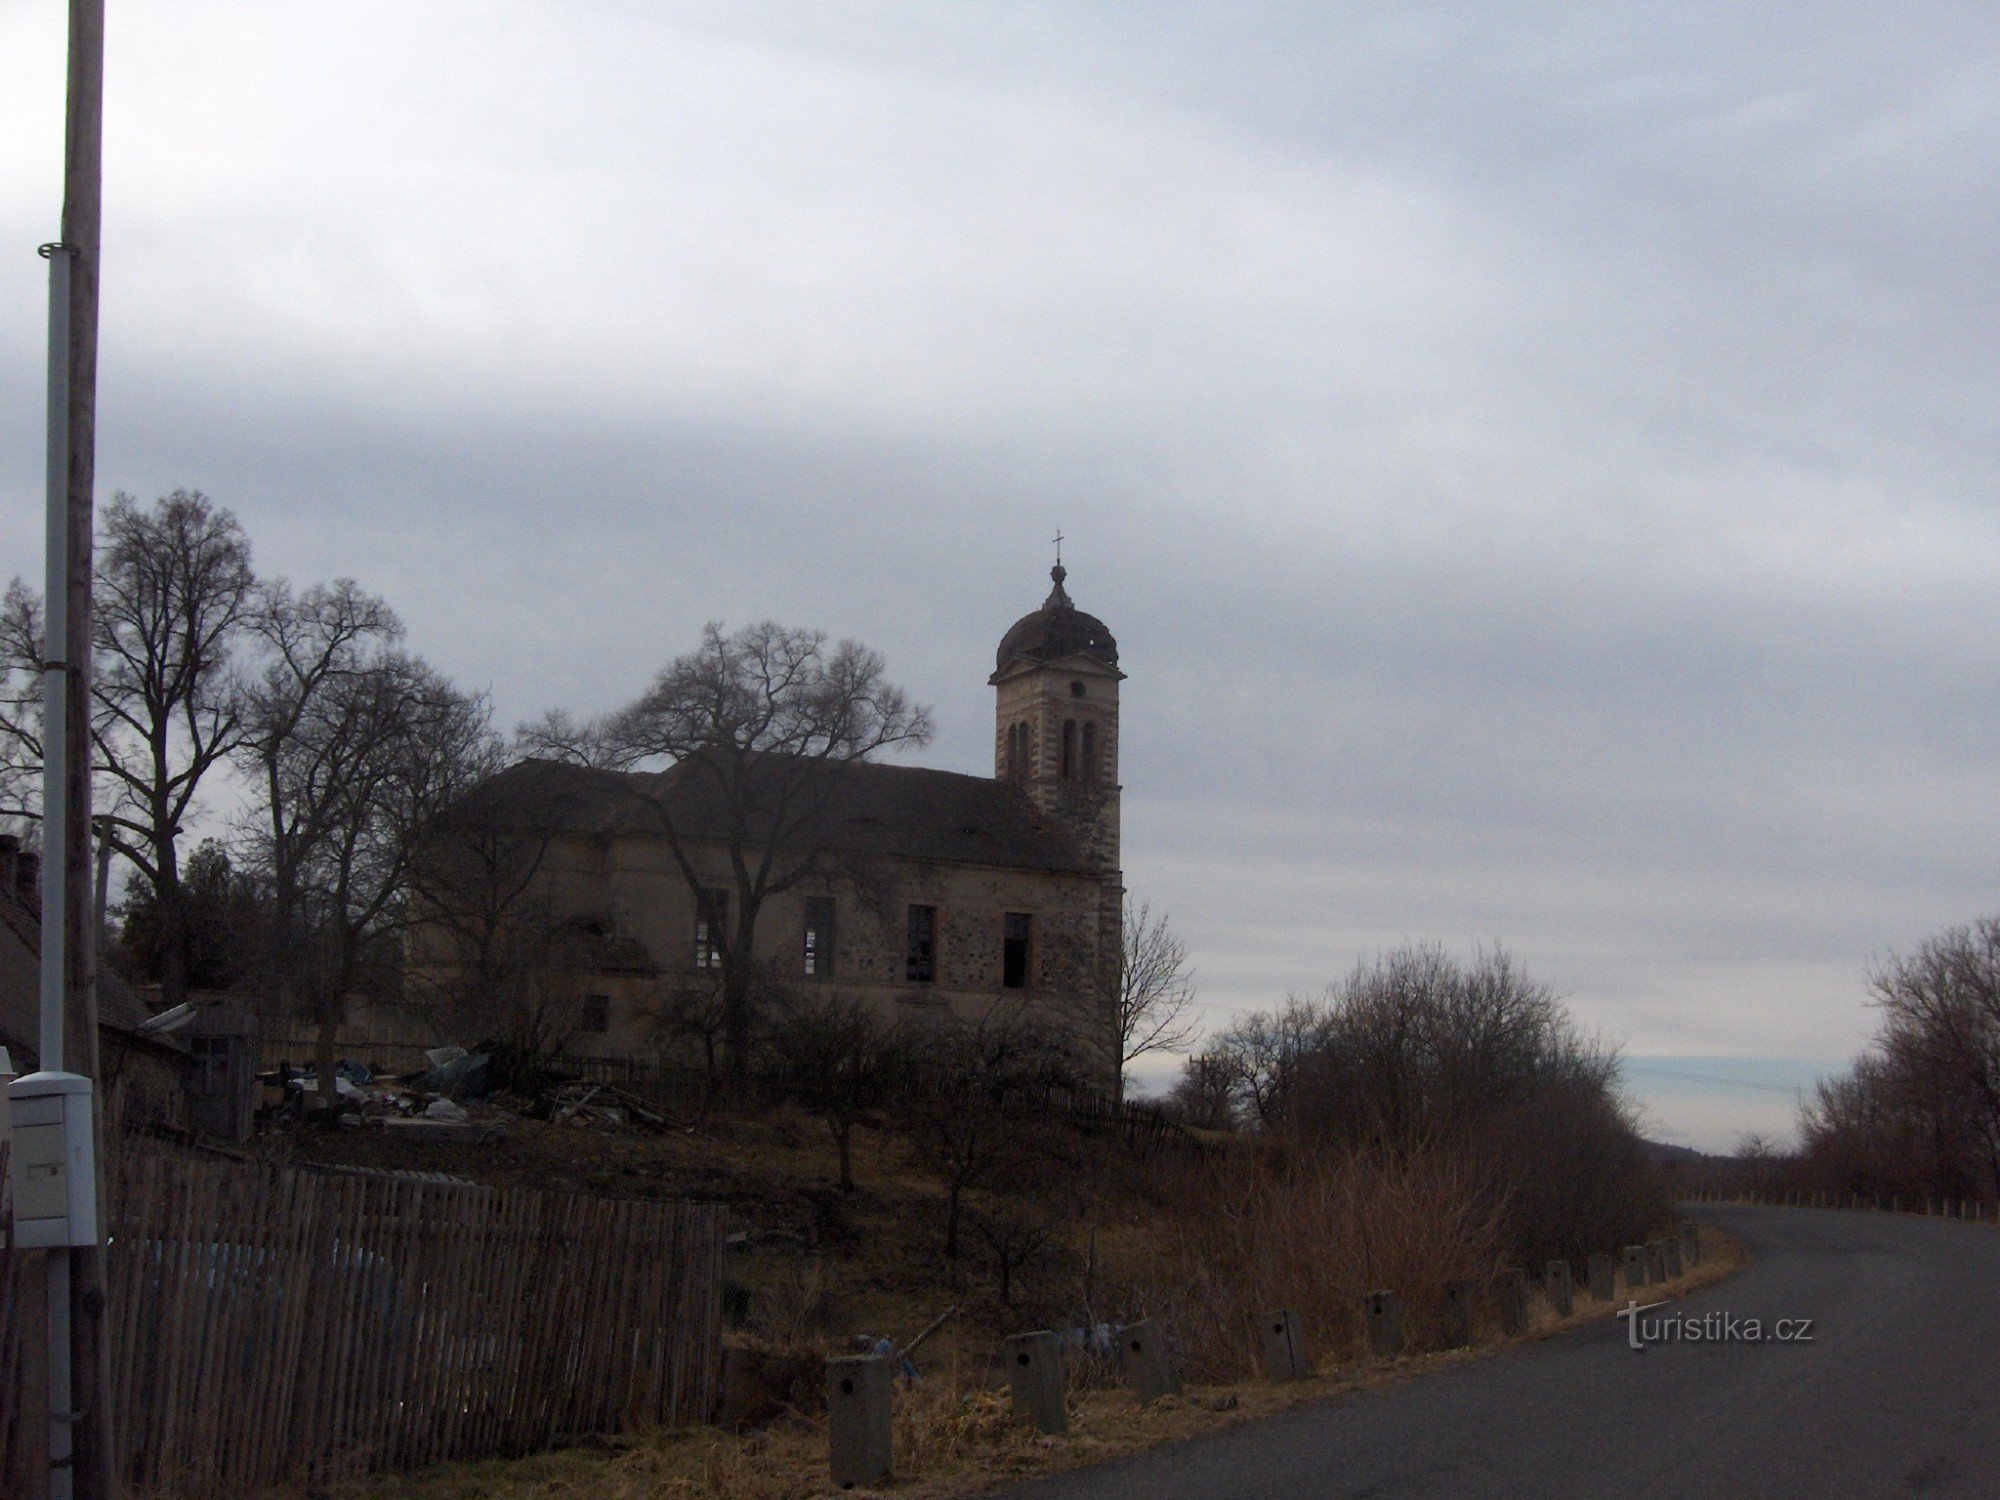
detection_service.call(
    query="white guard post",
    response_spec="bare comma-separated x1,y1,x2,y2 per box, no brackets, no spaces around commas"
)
9,1070,98,1248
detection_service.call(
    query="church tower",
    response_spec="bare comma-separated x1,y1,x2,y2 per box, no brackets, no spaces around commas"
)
990,562,1123,873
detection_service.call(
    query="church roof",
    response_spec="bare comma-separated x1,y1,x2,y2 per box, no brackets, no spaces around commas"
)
457,756,1099,875
993,564,1120,676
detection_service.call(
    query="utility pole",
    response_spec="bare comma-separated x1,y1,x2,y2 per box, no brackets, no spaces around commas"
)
31,3,114,1498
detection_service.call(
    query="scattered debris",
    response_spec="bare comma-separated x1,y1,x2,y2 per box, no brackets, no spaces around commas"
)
257,1045,675,1142
382,1116,505,1143
413,1051,492,1098
899,1305,959,1364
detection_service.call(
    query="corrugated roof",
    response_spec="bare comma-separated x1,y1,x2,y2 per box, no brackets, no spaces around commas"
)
458,756,1098,876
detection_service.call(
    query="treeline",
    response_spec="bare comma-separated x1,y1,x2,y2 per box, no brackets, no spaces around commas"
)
1159,944,1670,1267
1796,917,2000,1201
0,489,505,1055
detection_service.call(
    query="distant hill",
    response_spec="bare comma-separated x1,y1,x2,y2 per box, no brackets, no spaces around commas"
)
1639,1139,1714,1168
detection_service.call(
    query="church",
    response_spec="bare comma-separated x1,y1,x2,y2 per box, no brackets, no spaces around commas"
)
419,565,1127,1070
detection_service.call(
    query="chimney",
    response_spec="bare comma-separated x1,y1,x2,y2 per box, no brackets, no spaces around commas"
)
16,850,40,913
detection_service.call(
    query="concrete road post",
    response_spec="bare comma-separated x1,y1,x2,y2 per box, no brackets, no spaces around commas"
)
1440,1279,1473,1348
1588,1254,1615,1302
1363,1291,1405,1357
1623,1245,1648,1291
1545,1260,1573,1317
1499,1269,1529,1336
1005,1331,1067,1435
1260,1308,1309,1381
1116,1319,1182,1403
1646,1241,1668,1284
827,1355,893,1491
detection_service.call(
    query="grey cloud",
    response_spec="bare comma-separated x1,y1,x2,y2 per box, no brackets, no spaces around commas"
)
4,3,1998,1154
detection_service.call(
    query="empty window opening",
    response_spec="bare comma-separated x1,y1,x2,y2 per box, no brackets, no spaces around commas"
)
803,895,837,978
906,904,937,983
694,887,728,969
1003,912,1032,989
1007,720,1028,782
1062,719,1077,779
580,994,610,1034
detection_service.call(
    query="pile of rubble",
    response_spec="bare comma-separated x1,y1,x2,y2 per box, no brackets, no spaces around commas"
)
266,1046,671,1140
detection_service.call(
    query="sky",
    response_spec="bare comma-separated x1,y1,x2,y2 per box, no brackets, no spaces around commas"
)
4,4,1997,1152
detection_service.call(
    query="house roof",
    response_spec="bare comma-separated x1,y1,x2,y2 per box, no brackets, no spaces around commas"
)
0,891,183,1075
456,755,1099,876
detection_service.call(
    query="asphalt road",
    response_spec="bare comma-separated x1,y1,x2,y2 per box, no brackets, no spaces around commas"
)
995,1205,2000,1499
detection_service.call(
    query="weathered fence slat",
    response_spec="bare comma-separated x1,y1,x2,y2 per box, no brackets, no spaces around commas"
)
24,1144,727,1496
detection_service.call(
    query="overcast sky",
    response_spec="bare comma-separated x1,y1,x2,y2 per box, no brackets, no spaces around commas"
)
4,4,1996,1150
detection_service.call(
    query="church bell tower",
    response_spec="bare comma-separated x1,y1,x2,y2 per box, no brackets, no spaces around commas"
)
990,562,1123,872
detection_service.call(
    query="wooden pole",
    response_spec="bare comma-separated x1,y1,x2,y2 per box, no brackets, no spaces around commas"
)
58,2,114,1497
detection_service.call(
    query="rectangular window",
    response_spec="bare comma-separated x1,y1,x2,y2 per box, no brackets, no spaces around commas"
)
906,904,937,983
580,994,610,1034
694,887,728,969
803,896,837,978
1003,912,1031,989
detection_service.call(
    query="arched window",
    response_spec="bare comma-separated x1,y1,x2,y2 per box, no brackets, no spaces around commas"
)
1007,721,1026,782
1082,722,1098,784
1061,719,1077,780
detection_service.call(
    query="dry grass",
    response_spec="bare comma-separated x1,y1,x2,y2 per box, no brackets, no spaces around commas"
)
1145,1143,1508,1381
323,1223,1747,1500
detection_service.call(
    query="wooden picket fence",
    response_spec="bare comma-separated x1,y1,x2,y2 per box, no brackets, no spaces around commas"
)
4,1144,725,1497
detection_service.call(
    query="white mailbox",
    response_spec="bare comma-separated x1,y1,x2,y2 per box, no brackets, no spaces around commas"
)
9,1070,98,1249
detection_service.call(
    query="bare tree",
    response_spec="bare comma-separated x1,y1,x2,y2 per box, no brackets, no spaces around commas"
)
528,621,932,1078
903,999,1074,1260
91,490,258,1008
0,580,46,833
399,766,605,1070
1163,1051,1239,1129
1200,994,1334,1130
242,648,497,1111
1206,944,1659,1266
650,975,730,1085
1114,899,1197,1101
1799,918,2000,1203
237,578,402,1023
968,1178,1073,1306
767,988,899,1191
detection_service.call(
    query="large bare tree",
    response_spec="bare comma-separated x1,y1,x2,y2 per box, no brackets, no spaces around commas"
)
244,646,497,1110
522,620,931,1078
1114,899,1197,1101
236,578,402,1022
92,490,258,1008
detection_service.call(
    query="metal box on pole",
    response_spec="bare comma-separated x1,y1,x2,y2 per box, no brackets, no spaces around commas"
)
9,1071,97,1249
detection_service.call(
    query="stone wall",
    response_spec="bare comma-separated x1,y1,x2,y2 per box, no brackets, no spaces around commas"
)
421,829,1123,1078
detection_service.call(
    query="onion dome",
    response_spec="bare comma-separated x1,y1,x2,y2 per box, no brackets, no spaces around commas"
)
995,564,1119,672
